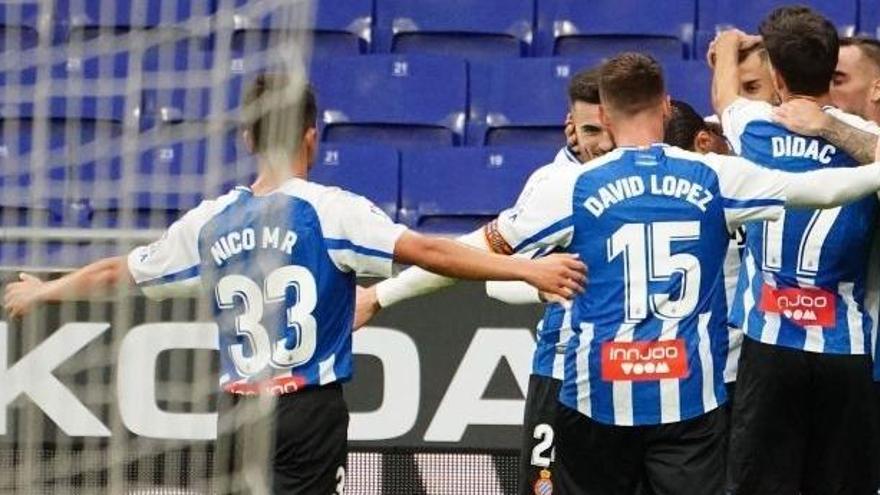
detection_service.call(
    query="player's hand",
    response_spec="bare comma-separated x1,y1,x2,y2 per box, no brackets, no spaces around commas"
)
772,98,829,137
353,285,381,330
526,254,586,300
564,113,582,161
3,273,46,318
539,291,571,305
708,29,761,68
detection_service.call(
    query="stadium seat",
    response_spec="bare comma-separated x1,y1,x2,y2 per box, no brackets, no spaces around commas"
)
0,2,40,52
57,0,213,39
374,0,533,60
0,96,128,226
469,58,583,147
695,0,857,57
310,143,400,219
53,0,214,79
226,0,373,58
311,54,468,147
538,0,695,61
400,146,556,232
860,0,880,38
666,61,712,116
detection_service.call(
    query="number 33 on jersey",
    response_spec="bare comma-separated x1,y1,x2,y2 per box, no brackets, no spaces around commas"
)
127,180,407,394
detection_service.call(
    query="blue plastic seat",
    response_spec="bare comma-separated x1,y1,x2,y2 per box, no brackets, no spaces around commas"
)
311,54,467,147
538,0,695,60
0,2,40,52
400,146,557,232
666,61,712,116
470,58,582,147
58,0,212,39
375,0,533,61
226,0,373,57
52,0,214,80
0,96,128,220
696,0,857,57
860,0,880,38
310,143,400,219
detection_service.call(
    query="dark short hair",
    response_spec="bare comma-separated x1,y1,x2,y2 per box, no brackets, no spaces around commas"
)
241,73,317,155
598,53,665,116
759,6,839,96
568,67,601,105
664,100,708,150
840,36,880,74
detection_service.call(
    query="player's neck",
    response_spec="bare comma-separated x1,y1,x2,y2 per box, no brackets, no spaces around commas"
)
250,159,308,196
782,91,833,107
610,116,665,148
866,103,880,124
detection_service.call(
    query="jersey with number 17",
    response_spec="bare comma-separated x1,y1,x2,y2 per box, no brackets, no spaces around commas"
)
723,98,880,356
126,179,407,394
495,144,792,426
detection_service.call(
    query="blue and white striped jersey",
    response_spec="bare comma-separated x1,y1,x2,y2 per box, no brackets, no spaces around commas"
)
128,179,406,394
503,147,580,380
724,98,880,356
496,144,790,426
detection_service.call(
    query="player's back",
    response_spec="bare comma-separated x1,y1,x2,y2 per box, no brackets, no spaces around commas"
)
197,179,404,394
724,98,879,355
560,144,739,426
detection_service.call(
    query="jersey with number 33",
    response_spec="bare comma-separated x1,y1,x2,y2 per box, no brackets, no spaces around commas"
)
495,144,792,426
723,97,880,356
127,179,406,393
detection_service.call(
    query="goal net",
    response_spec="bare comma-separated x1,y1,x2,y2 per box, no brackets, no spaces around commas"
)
1,0,314,492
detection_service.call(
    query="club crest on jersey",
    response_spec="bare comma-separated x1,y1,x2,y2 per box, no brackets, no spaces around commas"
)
759,285,836,328
533,469,553,495
601,339,689,382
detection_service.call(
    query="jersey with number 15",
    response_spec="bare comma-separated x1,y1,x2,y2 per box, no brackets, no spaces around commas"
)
495,144,793,426
127,179,406,394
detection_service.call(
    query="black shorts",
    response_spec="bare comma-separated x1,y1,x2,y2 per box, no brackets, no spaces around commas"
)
518,374,561,495
554,402,727,495
727,337,878,495
215,383,349,495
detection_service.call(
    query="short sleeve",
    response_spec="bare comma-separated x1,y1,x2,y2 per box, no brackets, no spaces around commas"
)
709,153,787,229
128,206,207,301
323,191,407,277
721,97,773,155
494,166,578,253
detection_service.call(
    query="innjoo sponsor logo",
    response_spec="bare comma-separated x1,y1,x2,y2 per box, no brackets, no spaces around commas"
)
760,285,836,328
600,339,689,382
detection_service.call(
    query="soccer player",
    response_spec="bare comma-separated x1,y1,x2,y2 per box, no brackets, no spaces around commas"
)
354,67,611,495
712,7,880,494
832,37,880,124
2,74,587,494
503,51,880,495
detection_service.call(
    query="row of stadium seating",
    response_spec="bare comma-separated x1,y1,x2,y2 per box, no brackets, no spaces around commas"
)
0,55,713,148
1,0,875,61
0,143,554,234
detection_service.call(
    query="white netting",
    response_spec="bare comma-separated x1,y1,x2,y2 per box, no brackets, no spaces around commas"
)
0,0,313,492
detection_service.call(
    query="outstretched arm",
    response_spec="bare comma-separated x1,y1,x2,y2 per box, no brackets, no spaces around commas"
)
373,228,486,308
392,231,585,296
485,280,542,304
772,98,880,164
782,162,880,208
3,256,132,317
